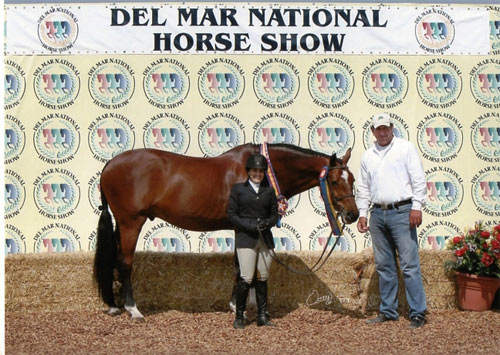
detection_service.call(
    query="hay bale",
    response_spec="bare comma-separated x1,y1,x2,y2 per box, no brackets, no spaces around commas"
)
5,249,460,314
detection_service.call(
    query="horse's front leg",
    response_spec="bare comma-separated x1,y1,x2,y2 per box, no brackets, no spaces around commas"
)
117,218,146,321
229,252,240,312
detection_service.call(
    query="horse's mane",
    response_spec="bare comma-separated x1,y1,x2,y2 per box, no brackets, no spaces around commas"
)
268,143,330,159
226,143,336,161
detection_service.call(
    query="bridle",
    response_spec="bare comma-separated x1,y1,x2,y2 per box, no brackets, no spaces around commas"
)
325,164,356,222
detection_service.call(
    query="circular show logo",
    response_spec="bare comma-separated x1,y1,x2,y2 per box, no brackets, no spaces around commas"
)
415,9,455,54
34,59,80,109
362,113,409,150
253,58,300,109
362,59,408,109
199,230,235,253
282,194,300,218
33,113,80,164
143,222,191,252
416,112,463,163
143,58,190,109
34,223,81,253
37,7,79,53
470,59,500,110
5,114,26,164
416,59,462,109
198,58,245,109
88,171,102,216
424,166,463,218
253,112,300,145
307,58,354,109
198,112,245,157
33,168,80,219
272,222,301,251
308,222,356,252
471,166,500,217
88,113,135,163
418,221,461,250
88,58,135,109
309,186,327,217
471,112,500,163
88,231,97,251
5,224,26,255
362,231,372,249
491,7,500,55
308,112,355,157
143,113,190,154
4,169,26,219
4,60,26,110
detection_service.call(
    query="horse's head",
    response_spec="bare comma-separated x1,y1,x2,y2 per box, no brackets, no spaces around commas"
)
326,148,359,224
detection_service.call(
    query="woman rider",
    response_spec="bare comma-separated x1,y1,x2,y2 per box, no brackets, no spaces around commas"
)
227,153,278,329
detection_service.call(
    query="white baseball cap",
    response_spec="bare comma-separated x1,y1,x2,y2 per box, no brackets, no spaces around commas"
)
371,113,392,128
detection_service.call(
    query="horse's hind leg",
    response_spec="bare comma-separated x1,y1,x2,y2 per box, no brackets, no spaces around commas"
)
117,216,147,321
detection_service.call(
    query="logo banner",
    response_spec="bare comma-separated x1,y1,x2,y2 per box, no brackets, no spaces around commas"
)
5,3,490,55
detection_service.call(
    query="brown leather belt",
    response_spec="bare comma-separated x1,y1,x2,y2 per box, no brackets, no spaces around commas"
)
373,199,412,210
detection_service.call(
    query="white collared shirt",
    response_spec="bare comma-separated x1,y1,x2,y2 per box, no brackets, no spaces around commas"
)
249,179,260,193
356,137,427,218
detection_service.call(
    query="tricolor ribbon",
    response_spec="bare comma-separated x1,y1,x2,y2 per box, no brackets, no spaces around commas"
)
260,143,288,227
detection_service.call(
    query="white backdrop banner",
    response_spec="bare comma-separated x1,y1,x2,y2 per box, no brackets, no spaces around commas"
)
5,3,490,55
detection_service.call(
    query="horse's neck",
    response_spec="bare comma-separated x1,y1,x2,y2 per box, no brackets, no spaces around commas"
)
270,148,328,198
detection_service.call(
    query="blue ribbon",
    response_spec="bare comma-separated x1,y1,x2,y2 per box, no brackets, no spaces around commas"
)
319,166,343,236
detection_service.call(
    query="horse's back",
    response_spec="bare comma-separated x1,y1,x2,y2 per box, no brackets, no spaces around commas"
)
100,147,254,230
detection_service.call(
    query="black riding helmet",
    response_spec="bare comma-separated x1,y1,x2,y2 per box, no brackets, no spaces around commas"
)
246,154,268,170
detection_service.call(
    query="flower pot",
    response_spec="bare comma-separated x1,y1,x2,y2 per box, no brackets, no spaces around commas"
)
457,272,500,311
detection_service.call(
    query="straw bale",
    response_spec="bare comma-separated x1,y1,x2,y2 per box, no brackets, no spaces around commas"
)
5,249,463,314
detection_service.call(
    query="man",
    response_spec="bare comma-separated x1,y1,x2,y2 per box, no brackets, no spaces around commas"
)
356,113,427,329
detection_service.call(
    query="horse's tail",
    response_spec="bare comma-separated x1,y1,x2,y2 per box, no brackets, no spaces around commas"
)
93,186,118,307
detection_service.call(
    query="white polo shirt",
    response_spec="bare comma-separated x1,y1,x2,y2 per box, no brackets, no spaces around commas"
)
356,137,427,218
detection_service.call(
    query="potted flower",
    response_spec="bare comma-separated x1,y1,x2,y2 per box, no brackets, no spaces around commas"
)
444,222,500,311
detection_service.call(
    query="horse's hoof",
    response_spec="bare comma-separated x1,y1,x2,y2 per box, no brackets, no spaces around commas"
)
131,316,145,323
106,307,121,316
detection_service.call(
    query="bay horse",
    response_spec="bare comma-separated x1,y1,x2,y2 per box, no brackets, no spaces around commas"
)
94,143,359,320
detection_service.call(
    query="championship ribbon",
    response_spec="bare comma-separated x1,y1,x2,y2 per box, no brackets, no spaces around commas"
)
260,143,288,228
319,166,343,236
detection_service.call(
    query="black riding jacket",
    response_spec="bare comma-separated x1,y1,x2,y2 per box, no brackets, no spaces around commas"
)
227,179,278,249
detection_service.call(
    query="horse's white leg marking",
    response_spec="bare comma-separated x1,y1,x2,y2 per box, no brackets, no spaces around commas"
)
125,304,145,321
107,307,121,316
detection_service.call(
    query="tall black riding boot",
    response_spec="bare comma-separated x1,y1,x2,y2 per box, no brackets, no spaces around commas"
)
233,279,250,329
255,280,275,326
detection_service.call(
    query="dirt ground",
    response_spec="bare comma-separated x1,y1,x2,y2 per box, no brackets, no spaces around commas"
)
5,308,500,354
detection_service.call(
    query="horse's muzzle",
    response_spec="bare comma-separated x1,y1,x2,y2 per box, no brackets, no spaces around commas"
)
343,210,359,224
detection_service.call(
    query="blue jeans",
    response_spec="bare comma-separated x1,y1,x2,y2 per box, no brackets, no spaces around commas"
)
369,204,427,319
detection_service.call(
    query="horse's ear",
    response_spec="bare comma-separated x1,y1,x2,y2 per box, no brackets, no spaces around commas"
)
342,148,352,165
329,153,338,167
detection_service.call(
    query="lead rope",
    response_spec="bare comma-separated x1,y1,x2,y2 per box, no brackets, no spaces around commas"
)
257,164,345,275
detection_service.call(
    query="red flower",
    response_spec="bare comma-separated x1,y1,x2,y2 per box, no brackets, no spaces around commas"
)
497,234,500,242
491,240,500,250
455,248,466,257
483,243,489,249
480,231,490,238
481,253,494,267
453,236,462,244
495,224,500,232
